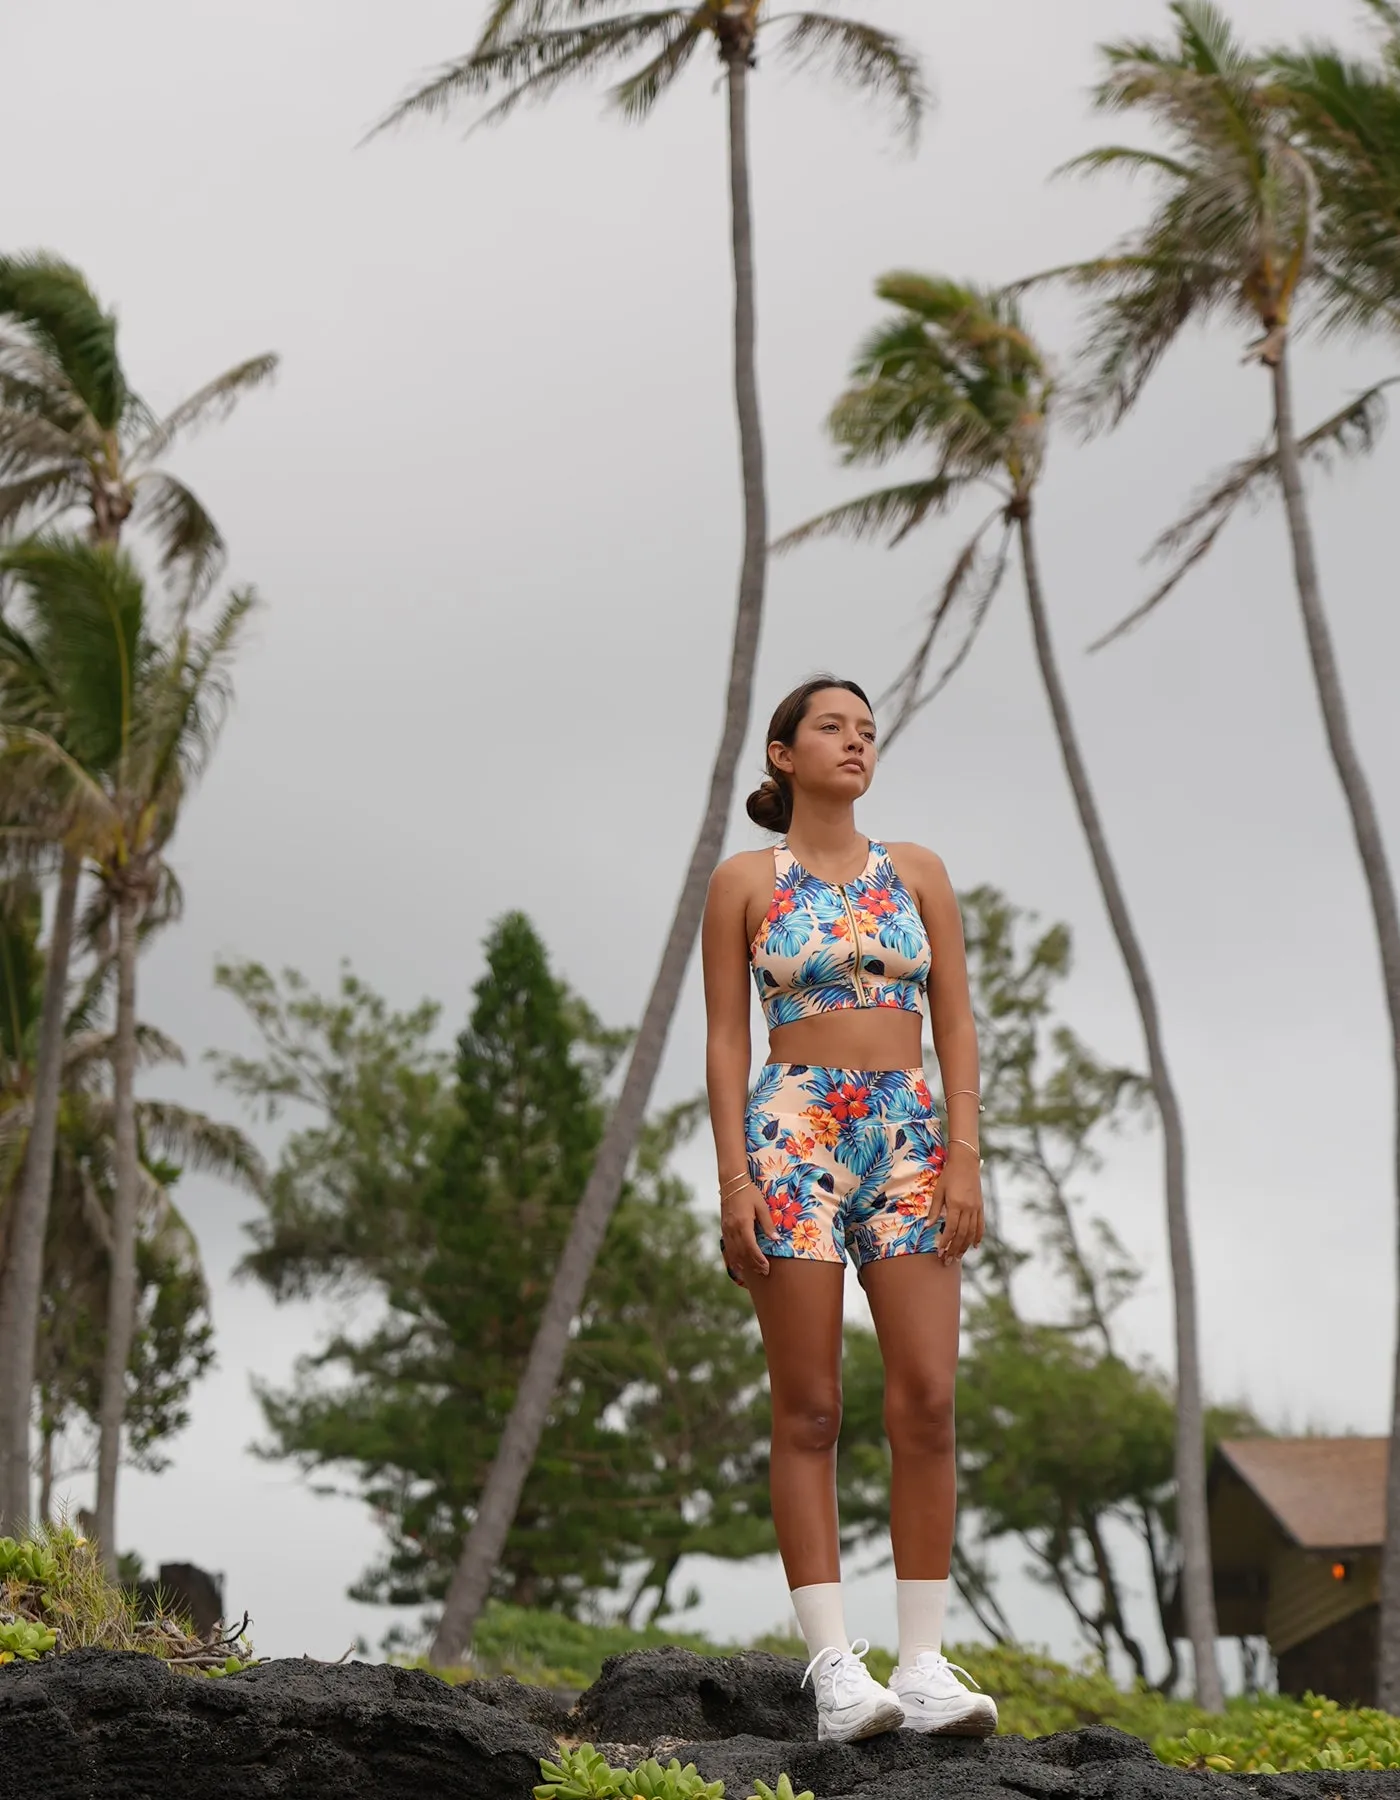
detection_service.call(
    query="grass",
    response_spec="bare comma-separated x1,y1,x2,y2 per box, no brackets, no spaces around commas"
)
0,1522,254,1673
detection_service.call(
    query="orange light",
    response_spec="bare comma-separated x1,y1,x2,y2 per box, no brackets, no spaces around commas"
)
1332,1562,1348,1581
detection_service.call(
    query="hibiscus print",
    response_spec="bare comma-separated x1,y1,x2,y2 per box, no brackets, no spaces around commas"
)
721,1064,947,1283
750,842,932,1028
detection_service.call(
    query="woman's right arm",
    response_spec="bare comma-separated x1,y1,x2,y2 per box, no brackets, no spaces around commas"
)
701,857,770,1286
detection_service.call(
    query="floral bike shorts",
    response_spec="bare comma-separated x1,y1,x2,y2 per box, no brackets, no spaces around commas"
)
722,1064,946,1283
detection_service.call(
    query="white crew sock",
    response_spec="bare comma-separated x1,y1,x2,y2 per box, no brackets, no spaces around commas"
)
790,1582,850,1659
896,1578,950,1665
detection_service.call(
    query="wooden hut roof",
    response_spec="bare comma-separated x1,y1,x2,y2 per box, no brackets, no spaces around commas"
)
1218,1438,1386,1551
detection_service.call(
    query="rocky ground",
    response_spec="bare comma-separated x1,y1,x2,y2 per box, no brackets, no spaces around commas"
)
3,1644,1400,1800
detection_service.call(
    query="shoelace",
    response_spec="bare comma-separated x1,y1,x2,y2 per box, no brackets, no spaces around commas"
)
905,1651,983,1691
802,1635,875,1702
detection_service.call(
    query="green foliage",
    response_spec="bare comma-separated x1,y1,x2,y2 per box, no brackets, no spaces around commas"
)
0,1618,57,1661
0,1521,257,1674
0,876,249,1497
536,1745,631,1800
835,887,1266,1680
748,1780,813,1800
1159,1695,1400,1771
618,1757,724,1800
0,251,275,588
368,3,927,148
0,1535,59,1586
424,1599,754,1690
218,918,769,1625
533,1746,767,1800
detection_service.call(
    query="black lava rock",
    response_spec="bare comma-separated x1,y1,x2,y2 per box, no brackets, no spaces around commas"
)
7,1645,1400,1800
577,1646,817,1744
0,1647,556,1800
464,1672,576,1734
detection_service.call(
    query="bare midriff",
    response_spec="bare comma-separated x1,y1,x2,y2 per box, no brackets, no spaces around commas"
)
766,1007,924,1072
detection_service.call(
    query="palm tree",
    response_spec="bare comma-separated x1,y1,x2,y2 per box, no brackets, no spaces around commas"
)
0,885,263,1523
0,536,258,1569
1033,0,1400,1707
0,258,275,1533
0,253,277,571
1267,5,1400,1713
368,0,929,1664
776,275,1224,1707
1271,1,1400,341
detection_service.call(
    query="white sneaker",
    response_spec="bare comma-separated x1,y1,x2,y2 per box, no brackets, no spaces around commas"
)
801,1637,906,1743
889,1652,998,1736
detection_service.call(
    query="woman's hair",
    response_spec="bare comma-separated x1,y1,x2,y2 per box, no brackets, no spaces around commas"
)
745,675,873,834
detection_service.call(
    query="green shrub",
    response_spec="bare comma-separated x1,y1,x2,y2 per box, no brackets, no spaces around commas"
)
534,1746,808,1800
0,1521,257,1675
1158,1694,1400,1771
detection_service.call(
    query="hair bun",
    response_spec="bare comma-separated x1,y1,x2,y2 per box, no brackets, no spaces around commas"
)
746,775,791,834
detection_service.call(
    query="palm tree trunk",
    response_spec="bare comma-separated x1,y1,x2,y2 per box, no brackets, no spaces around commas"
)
427,49,770,1668
94,890,140,1576
1015,502,1224,1709
1270,350,1400,1711
0,847,81,1533
38,1415,54,1526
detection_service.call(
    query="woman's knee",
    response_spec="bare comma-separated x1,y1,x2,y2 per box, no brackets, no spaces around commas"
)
772,1386,843,1456
884,1373,956,1456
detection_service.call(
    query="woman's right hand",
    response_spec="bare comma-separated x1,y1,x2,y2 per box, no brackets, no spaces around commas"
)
721,1180,772,1288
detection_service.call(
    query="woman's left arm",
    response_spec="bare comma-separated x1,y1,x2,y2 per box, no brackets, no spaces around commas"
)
900,845,984,1264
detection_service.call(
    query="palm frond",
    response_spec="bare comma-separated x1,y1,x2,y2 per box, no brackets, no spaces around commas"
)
877,508,1002,728
0,254,127,432
0,407,84,476
0,468,81,536
0,536,151,772
63,1022,186,1080
130,354,280,466
134,1101,267,1194
1090,375,1399,651
129,586,259,831
769,13,928,142
474,0,634,49
130,470,226,600
773,477,967,554
609,14,704,121
880,519,1014,749
1058,145,1195,182
365,13,692,140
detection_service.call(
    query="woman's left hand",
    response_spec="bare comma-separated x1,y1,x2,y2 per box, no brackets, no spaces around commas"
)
934,1142,984,1263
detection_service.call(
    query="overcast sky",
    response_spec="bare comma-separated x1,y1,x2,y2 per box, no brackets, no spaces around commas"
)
5,0,1394,1675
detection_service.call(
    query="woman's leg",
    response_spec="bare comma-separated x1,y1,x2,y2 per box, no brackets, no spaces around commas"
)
747,1259,847,1588
860,1252,961,1580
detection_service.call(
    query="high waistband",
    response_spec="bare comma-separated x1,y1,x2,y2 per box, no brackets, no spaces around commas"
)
758,1063,929,1080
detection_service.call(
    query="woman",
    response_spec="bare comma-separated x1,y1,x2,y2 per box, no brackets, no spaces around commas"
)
701,675,995,1745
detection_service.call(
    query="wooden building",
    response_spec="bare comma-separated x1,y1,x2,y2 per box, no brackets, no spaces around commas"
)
1207,1438,1385,1705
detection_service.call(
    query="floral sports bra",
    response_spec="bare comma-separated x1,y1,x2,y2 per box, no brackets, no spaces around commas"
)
750,840,932,1029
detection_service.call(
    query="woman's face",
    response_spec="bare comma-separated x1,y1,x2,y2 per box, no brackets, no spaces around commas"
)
771,688,877,803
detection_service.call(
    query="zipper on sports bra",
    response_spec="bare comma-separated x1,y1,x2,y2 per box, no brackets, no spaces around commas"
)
839,886,870,1007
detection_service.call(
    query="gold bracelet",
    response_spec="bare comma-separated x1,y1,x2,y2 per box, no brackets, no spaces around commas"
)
719,1171,751,1193
949,1137,983,1164
945,1089,986,1112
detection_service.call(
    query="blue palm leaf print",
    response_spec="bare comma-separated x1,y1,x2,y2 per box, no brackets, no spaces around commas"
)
877,914,928,963
837,1121,888,1180
847,1138,894,1209
796,947,849,990
748,1062,787,1111
901,1118,945,1166
765,913,814,959
766,992,807,1027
